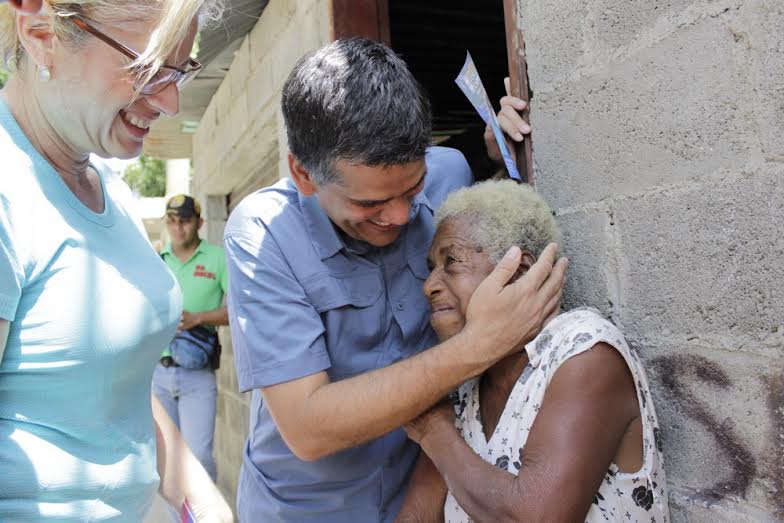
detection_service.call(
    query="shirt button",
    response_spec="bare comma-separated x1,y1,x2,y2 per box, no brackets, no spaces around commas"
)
396,303,404,311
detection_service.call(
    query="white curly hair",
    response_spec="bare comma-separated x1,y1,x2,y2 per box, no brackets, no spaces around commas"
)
434,179,562,263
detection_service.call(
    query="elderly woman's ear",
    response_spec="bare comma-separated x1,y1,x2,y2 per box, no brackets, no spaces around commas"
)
509,250,537,283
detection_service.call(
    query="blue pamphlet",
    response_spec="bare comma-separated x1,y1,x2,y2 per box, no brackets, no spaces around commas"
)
455,52,522,181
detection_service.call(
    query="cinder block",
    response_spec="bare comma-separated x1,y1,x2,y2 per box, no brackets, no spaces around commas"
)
517,0,589,88
638,343,782,517
214,76,232,129
614,167,784,346
669,492,776,523
226,92,250,150
206,195,228,221
246,56,277,118
273,24,312,83
532,17,753,209
248,0,297,63
740,0,784,158
299,1,330,55
589,0,699,50
229,37,252,100
554,208,614,317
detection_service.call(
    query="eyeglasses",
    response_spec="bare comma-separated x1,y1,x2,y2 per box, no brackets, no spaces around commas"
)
70,16,203,96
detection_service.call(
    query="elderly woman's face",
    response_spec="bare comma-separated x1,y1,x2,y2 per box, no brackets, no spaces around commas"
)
424,217,495,341
47,15,198,159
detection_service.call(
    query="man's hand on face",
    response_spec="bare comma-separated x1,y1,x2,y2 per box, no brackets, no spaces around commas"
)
2,0,43,14
485,77,531,165
178,311,203,332
463,243,567,365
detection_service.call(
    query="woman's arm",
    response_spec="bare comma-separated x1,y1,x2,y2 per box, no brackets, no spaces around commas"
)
394,452,447,523
416,343,640,523
152,394,233,522
0,319,8,362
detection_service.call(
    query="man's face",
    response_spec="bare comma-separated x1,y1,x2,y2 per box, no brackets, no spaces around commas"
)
165,214,201,248
313,158,427,247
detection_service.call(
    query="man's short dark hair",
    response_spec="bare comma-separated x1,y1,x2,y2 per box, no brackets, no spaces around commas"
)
281,38,432,185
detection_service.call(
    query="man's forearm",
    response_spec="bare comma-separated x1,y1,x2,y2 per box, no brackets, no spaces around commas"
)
198,306,229,327
268,330,498,461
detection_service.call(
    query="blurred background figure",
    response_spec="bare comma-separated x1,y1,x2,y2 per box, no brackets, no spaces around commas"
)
154,193,229,482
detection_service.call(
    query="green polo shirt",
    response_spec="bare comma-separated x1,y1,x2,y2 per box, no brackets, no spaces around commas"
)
161,239,228,357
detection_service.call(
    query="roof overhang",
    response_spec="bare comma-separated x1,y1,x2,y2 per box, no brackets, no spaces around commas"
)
143,0,268,159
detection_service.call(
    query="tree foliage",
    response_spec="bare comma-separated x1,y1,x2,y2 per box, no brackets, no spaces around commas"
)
123,154,166,197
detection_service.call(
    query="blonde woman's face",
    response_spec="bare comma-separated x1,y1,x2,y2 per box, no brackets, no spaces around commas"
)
49,15,198,159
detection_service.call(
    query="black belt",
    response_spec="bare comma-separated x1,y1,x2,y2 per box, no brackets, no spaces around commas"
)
159,356,180,368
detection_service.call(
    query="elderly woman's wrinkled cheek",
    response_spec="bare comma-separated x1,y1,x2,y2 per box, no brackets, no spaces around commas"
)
429,307,467,342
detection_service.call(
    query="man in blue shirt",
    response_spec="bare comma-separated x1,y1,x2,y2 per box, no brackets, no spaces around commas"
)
224,38,567,522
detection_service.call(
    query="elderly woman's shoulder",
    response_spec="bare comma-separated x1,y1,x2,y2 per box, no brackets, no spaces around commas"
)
531,307,632,367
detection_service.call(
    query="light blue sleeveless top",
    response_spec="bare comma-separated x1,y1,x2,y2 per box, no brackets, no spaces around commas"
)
0,97,182,521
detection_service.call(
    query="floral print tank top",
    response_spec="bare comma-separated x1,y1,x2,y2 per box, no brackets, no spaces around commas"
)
444,308,670,522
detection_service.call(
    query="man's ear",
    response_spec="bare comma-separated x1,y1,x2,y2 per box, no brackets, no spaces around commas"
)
288,153,318,196
16,12,57,72
197,217,205,230
510,250,537,283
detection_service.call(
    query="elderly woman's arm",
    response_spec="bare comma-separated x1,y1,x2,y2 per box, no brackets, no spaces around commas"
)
412,343,640,523
394,452,447,522
152,395,234,522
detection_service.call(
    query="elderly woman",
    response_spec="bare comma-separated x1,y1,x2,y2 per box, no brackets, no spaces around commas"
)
0,1,231,521
397,180,669,522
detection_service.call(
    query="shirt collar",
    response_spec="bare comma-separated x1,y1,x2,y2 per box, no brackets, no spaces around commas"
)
161,239,205,259
300,193,345,260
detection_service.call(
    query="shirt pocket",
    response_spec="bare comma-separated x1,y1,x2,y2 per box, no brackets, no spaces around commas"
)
301,269,385,379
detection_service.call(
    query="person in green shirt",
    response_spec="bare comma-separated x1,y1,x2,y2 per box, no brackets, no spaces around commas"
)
153,194,228,481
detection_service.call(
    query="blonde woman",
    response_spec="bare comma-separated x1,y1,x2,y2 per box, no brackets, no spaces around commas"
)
0,1,231,521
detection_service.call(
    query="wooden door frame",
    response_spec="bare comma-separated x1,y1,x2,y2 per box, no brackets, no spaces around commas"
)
328,0,533,184
330,0,390,44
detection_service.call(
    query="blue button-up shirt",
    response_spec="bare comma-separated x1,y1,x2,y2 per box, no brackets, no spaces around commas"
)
224,146,473,522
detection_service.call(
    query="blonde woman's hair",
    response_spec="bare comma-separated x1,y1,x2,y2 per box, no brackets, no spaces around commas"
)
435,179,562,264
0,0,223,85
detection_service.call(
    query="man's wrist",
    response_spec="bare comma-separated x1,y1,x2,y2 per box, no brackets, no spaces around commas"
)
452,326,499,371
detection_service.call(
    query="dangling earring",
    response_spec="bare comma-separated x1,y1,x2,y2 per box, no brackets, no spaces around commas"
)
37,64,51,82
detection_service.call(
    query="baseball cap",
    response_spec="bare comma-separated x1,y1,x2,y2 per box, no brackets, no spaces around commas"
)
166,194,201,218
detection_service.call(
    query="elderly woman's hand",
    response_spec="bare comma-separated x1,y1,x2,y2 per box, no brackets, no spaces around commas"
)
404,399,456,446
485,77,531,165
2,0,43,13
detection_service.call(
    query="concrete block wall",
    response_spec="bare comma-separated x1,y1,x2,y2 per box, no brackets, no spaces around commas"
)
517,0,783,520
190,0,332,510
